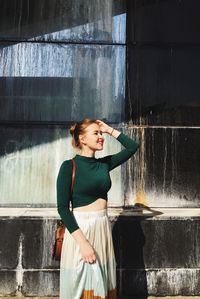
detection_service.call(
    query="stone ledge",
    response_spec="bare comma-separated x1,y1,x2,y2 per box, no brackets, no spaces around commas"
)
0,207,200,219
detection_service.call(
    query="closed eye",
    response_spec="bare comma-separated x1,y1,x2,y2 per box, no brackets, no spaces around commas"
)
94,131,102,135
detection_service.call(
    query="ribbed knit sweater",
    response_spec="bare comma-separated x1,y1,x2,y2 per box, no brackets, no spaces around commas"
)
57,131,139,233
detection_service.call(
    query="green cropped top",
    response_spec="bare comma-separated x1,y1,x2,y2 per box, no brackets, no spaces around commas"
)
56,131,139,233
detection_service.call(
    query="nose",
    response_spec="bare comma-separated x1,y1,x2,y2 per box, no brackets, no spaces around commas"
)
98,132,103,138
98,134,104,142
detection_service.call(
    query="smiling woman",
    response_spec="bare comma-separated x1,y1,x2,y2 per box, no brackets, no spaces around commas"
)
57,118,140,299
73,121,106,155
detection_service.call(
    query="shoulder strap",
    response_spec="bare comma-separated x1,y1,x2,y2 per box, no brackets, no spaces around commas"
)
71,159,76,193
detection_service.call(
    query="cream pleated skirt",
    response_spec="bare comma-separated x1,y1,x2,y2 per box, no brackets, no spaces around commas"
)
60,209,117,299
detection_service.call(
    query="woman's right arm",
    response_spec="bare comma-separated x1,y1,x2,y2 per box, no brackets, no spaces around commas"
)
56,160,80,233
56,160,96,263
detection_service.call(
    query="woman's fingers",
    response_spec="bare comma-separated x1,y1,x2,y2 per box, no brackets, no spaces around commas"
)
96,120,111,134
79,240,97,263
89,257,93,263
84,253,96,264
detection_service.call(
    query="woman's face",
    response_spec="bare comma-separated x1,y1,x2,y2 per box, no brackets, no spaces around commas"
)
79,123,104,151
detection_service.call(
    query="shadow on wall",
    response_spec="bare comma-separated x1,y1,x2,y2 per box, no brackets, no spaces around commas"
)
0,0,125,41
112,206,163,298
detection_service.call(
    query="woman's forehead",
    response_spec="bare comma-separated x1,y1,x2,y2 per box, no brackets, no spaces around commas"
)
85,123,100,132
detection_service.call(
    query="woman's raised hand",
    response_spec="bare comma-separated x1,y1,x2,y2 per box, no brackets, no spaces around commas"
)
96,119,112,134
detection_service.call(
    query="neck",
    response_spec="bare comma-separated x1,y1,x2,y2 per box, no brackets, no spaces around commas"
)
79,149,95,158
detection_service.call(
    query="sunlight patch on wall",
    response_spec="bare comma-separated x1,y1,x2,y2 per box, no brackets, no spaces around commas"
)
0,134,124,206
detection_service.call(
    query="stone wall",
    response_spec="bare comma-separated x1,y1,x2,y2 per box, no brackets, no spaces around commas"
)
0,208,200,297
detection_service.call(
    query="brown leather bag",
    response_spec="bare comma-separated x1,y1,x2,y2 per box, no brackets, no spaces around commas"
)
52,158,76,260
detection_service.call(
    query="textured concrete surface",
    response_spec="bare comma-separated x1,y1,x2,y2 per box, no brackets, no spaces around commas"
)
1,208,200,296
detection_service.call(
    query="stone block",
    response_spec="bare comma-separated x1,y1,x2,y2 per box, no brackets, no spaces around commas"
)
0,271,17,296
22,219,60,269
122,269,200,296
0,219,20,269
119,218,200,268
22,270,59,296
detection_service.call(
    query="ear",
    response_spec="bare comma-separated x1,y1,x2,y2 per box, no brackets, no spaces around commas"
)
79,134,86,145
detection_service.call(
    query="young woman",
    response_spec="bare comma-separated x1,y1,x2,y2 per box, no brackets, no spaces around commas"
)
57,118,139,299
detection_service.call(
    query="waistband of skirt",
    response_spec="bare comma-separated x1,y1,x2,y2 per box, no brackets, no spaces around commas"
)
72,208,108,219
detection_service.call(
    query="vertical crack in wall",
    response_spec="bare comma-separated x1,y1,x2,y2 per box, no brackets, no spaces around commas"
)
42,218,54,268
133,126,148,207
170,128,178,195
16,233,24,293
162,127,167,196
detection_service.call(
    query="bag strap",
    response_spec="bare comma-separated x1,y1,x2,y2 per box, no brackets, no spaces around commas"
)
71,158,76,193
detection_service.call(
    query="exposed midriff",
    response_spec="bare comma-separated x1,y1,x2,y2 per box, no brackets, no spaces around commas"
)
73,198,107,211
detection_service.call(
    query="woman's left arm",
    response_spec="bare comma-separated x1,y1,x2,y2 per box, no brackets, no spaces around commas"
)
106,129,139,171
96,120,140,171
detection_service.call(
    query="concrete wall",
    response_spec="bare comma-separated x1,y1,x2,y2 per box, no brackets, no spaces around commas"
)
1,1,199,208
0,0,200,297
0,0,126,207
0,208,200,297
125,0,200,208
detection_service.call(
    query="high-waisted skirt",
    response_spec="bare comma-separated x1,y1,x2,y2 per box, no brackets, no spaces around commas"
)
60,208,117,299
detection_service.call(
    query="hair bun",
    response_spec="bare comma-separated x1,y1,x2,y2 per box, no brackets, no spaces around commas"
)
69,118,97,149
69,123,77,136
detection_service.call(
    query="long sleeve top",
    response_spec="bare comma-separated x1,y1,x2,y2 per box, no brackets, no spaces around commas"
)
56,131,139,233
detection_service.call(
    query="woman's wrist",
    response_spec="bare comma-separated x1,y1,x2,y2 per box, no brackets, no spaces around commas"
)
107,127,121,138
71,228,89,245
108,127,114,136
78,239,90,247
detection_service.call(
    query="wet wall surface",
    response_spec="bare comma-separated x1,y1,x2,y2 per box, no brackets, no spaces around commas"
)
0,1,200,297
0,44,125,122
0,0,126,207
0,126,124,206
0,0,126,123
0,0,199,208
126,45,200,125
126,0,200,125
1,125,199,207
123,127,200,207
0,0,125,43
124,0,200,208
